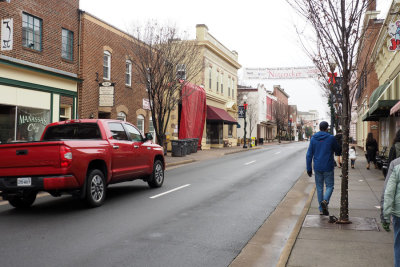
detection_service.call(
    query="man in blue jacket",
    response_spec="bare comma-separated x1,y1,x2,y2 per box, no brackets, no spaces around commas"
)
306,121,340,216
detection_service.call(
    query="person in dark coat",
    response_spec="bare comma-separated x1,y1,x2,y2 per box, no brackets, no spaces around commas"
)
306,121,340,216
335,129,343,167
365,132,378,170
389,129,400,166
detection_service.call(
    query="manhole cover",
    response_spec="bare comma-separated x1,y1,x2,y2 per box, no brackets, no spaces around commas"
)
303,215,379,231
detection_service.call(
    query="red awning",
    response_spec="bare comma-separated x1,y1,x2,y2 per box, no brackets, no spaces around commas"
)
391,100,400,115
207,105,237,124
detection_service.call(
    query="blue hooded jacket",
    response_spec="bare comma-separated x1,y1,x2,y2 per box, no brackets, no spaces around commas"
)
306,131,340,172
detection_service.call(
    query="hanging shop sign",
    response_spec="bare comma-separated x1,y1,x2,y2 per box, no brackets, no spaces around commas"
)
243,66,319,80
99,82,115,107
388,20,400,52
1,18,13,51
143,98,153,110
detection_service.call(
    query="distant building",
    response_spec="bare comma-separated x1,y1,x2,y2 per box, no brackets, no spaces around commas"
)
298,110,319,133
237,84,277,144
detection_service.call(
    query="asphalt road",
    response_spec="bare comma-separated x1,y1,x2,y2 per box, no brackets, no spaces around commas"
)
0,142,308,267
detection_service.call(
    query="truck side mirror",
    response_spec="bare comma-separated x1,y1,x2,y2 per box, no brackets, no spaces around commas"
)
145,133,153,141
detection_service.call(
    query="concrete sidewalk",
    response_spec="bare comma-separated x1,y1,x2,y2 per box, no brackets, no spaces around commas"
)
286,151,394,267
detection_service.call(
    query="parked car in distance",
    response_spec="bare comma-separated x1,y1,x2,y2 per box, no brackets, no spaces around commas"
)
0,119,165,208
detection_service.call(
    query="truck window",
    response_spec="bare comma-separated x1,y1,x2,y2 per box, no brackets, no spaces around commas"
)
108,122,129,141
123,124,143,142
43,123,102,140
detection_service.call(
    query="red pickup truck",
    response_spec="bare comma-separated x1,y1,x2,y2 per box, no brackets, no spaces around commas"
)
0,119,165,208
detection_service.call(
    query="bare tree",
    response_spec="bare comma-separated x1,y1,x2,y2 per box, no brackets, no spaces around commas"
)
247,104,258,145
127,21,203,148
273,101,288,143
287,0,376,223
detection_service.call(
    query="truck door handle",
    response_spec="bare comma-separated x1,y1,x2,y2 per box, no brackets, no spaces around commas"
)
113,145,119,149
134,145,139,148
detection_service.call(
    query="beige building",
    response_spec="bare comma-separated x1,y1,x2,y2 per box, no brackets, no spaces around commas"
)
366,0,400,152
166,24,241,149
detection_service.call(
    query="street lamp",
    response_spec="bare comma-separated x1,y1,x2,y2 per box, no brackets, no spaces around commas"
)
243,95,248,149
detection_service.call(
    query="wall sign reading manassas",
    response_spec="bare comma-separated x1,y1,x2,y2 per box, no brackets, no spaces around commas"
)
243,66,319,80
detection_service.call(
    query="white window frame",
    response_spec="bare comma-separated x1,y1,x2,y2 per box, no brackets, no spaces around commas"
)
209,67,212,90
221,74,224,94
177,64,186,80
125,60,132,86
137,114,145,133
103,51,111,80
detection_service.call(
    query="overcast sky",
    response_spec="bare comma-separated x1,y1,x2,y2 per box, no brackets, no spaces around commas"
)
80,0,392,121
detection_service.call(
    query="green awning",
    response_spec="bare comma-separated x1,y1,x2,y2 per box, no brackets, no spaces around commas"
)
369,83,389,107
369,100,398,116
362,111,379,121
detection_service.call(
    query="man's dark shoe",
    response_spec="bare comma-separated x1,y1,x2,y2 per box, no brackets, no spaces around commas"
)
321,200,329,216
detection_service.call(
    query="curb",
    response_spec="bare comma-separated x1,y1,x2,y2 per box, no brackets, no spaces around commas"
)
277,174,316,267
224,146,262,155
165,159,196,169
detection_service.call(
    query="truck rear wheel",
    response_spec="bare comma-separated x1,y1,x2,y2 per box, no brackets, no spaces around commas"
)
147,160,164,188
8,191,37,209
85,169,106,207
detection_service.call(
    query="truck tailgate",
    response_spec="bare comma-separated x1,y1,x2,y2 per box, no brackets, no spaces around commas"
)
0,142,62,176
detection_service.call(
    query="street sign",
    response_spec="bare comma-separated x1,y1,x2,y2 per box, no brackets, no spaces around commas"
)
238,106,245,118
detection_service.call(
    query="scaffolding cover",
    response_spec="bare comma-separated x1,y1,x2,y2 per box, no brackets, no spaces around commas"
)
179,83,207,148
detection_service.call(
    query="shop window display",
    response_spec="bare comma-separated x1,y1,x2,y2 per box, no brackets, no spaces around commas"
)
0,105,50,143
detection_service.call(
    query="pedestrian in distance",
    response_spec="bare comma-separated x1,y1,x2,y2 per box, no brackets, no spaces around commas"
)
349,146,357,169
389,129,400,166
383,157,400,267
306,121,340,216
335,129,343,168
365,132,378,170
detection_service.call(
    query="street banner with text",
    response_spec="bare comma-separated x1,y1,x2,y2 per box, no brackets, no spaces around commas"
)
243,66,319,80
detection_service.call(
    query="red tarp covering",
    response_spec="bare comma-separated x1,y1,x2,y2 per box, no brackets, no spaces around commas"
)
206,105,237,124
179,83,207,148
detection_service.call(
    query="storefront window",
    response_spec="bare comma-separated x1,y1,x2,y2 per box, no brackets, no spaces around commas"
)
0,105,16,144
16,107,50,141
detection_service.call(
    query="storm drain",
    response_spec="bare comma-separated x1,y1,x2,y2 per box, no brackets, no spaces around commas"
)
303,215,379,231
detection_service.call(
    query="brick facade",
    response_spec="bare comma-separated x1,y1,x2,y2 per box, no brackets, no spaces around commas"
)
355,1,383,148
0,0,79,74
79,12,150,132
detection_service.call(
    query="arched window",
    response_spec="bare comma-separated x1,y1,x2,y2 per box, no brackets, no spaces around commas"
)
137,115,145,133
103,51,111,80
117,112,126,121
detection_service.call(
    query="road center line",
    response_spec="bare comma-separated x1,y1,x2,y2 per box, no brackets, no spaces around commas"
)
244,160,256,165
150,184,191,199
274,151,281,155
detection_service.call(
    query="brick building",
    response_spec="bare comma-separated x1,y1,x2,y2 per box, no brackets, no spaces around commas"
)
273,85,289,137
79,12,153,136
0,0,80,143
356,0,383,150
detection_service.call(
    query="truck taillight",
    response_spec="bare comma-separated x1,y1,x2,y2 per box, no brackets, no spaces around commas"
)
60,146,72,168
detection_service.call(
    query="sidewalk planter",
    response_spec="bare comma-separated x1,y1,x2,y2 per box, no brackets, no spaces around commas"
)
171,140,187,157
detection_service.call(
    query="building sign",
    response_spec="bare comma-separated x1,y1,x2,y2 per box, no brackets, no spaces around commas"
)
1,18,13,51
143,98,151,110
243,66,319,80
99,82,114,107
388,20,400,51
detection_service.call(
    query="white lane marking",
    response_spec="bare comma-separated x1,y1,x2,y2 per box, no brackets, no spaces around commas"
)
244,160,256,165
274,151,281,155
150,184,191,199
